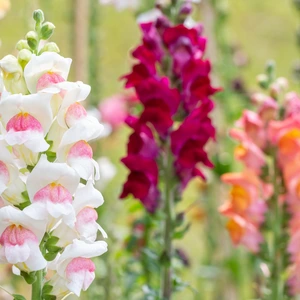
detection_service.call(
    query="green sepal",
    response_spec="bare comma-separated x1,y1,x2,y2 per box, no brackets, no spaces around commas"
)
21,191,30,202
15,200,31,210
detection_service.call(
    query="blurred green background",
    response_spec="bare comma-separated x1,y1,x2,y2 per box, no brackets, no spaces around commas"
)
0,0,300,299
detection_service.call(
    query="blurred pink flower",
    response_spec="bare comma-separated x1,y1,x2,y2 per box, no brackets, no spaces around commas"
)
99,94,128,129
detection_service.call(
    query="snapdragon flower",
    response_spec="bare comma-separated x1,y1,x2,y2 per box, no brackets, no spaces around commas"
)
0,9,107,299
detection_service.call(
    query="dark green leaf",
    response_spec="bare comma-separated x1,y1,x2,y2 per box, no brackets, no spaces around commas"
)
44,252,58,261
46,245,62,253
21,271,36,284
173,224,191,240
42,283,53,295
45,236,59,248
43,295,56,300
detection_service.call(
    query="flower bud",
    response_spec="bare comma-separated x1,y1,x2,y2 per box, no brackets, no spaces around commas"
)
39,42,60,54
40,22,55,40
18,49,32,68
0,55,28,94
26,31,39,50
15,39,31,51
294,0,300,10
33,9,44,23
270,77,288,99
179,3,193,16
256,74,269,89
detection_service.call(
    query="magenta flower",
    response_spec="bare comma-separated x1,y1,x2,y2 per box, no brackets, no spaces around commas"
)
121,9,219,212
120,155,160,213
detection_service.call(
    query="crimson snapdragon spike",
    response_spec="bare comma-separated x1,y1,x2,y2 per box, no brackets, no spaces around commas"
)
121,6,219,212
120,1,219,298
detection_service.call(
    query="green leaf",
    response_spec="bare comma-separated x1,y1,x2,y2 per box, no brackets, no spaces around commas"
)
13,294,26,300
42,283,53,295
27,165,34,172
15,200,31,210
173,224,191,240
21,191,30,201
45,151,56,162
159,251,171,267
43,295,56,300
46,245,62,253
44,252,58,261
45,236,59,248
21,271,36,284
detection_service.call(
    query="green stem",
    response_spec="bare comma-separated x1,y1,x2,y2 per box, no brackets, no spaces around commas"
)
269,149,284,300
142,214,152,285
31,269,43,300
161,145,174,300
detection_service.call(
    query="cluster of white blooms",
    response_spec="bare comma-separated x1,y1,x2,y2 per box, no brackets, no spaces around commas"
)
0,10,107,299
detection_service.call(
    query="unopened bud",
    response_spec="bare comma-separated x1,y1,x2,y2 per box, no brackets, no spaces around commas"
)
270,77,288,98
26,31,39,50
39,42,60,54
179,3,193,16
256,74,269,89
294,0,300,10
18,49,32,68
40,22,55,40
16,39,31,51
33,9,44,23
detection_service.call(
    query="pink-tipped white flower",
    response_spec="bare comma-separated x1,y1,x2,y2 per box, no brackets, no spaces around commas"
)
24,52,72,94
24,155,79,230
0,141,26,205
0,205,46,272
49,239,107,297
53,182,106,246
41,80,90,118
0,92,53,165
57,117,103,180
0,55,28,94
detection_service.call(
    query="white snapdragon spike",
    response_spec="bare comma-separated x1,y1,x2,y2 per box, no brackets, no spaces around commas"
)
0,92,53,165
53,183,106,246
0,55,28,94
24,155,79,230
49,239,107,297
24,52,72,94
57,117,103,180
0,206,47,272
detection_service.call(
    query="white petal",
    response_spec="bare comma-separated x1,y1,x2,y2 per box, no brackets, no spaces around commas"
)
25,244,47,271
5,244,31,264
73,182,104,212
24,52,72,94
26,155,80,202
66,270,95,296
